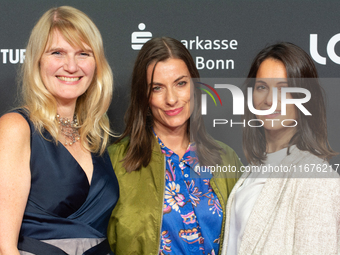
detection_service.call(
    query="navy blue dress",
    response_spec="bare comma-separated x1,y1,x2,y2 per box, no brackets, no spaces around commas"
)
15,109,119,255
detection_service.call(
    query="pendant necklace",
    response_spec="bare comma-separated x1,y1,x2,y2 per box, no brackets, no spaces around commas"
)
56,114,80,146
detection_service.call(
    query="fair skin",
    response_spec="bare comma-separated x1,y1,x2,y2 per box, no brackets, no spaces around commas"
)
253,58,297,153
0,30,95,254
147,58,193,159
40,30,95,182
0,114,31,255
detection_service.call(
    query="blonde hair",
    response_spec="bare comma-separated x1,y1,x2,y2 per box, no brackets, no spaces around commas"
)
21,6,113,154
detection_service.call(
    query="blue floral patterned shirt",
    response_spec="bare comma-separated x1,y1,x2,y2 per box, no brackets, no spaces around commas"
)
156,134,223,255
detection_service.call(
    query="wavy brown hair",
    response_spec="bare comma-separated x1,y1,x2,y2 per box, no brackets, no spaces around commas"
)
243,42,337,165
118,37,224,172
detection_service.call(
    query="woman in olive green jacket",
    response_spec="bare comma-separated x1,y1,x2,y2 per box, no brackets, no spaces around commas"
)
108,37,242,255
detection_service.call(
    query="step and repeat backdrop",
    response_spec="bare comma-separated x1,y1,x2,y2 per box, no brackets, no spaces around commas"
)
1,0,340,164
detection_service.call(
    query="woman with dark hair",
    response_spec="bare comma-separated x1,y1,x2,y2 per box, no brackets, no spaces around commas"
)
221,42,340,254
107,37,242,254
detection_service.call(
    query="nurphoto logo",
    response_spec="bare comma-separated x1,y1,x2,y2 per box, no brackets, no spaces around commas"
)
197,82,222,115
196,78,312,128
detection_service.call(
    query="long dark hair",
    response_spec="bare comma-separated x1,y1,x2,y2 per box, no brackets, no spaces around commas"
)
118,37,224,172
243,42,337,165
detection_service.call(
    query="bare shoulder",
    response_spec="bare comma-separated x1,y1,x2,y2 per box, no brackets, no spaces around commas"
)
0,112,31,178
0,112,30,140
0,112,31,156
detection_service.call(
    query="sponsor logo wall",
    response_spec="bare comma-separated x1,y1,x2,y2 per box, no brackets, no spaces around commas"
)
1,1,340,163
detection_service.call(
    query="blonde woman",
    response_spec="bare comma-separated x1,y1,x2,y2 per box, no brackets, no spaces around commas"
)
0,6,118,255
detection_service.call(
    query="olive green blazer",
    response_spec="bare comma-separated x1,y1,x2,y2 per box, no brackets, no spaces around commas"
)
108,137,242,255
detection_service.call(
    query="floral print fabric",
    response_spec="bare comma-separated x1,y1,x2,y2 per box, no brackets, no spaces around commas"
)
156,134,222,255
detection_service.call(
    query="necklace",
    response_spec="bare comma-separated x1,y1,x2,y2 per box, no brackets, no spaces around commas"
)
56,114,80,146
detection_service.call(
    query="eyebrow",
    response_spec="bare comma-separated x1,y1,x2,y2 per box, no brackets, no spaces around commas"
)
45,47,63,53
150,75,188,86
255,80,288,85
174,75,188,83
45,47,93,54
255,80,267,84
